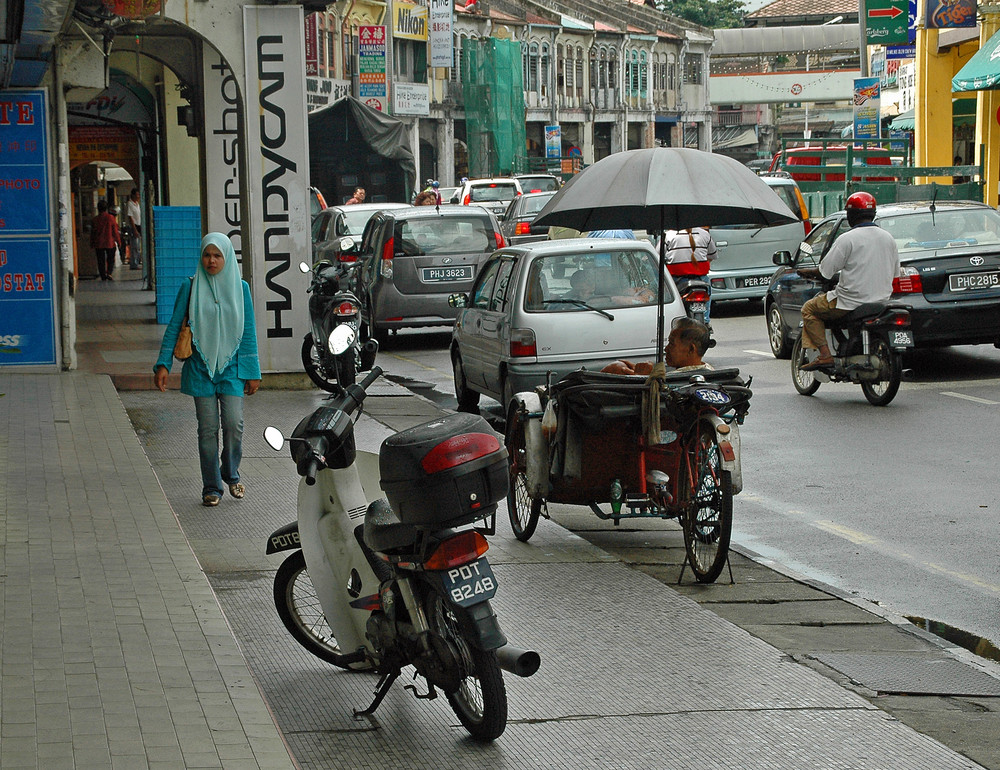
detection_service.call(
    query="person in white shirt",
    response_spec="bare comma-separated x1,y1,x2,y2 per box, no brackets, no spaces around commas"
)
798,191,901,371
126,188,142,271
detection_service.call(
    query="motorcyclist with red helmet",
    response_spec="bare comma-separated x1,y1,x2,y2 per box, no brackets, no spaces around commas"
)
798,191,901,371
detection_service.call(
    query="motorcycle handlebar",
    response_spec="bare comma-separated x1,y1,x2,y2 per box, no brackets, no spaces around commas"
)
304,457,319,486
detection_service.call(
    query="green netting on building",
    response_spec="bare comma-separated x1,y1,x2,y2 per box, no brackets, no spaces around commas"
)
462,37,526,177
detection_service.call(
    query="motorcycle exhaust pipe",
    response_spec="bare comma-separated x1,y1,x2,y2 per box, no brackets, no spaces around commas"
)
495,644,540,678
363,339,379,355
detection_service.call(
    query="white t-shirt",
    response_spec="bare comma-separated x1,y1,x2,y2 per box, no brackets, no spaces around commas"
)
126,199,141,229
819,223,900,310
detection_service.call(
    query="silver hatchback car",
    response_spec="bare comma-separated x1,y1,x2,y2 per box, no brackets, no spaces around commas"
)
449,239,687,410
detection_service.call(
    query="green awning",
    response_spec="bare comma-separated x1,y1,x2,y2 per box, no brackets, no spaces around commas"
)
953,29,1000,92
889,99,977,130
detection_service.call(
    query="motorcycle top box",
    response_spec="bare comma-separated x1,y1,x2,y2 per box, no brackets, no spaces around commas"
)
379,413,508,528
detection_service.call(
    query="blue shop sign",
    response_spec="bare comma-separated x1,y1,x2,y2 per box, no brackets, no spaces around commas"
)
0,91,50,234
0,237,56,365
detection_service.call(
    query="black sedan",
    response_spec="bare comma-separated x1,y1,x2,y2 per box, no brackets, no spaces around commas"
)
765,201,1000,358
499,191,556,246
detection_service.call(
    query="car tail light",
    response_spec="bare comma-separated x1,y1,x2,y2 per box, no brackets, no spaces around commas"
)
793,187,812,235
380,237,394,278
420,433,501,474
337,253,357,263
334,301,359,316
494,231,506,248
892,266,922,294
710,278,726,289
685,289,710,303
515,222,531,235
509,327,536,357
424,531,490,570
463,194,471,205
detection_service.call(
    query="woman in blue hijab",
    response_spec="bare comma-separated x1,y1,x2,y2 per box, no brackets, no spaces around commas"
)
154,233,261,506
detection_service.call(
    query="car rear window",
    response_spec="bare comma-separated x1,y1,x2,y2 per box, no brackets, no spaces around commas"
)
522,194,555,215
470,183,519,202
395,217,494,255
877,209,1000,253
523,250,667,311
519,177,560,192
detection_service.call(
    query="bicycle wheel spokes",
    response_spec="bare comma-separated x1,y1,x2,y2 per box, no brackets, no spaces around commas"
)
681,421,733,583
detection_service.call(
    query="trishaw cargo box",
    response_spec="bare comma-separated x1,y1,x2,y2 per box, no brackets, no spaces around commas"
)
379,413,508,527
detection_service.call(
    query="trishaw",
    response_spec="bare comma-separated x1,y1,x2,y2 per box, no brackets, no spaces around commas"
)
505,367,752,583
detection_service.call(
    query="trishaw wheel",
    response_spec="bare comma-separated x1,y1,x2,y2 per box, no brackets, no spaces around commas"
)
504,403,541,542
680,420,733,583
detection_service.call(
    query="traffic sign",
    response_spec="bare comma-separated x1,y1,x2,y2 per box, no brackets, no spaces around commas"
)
865,0,909,46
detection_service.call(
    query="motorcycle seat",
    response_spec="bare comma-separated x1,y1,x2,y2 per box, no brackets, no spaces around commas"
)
827,301,887,328
364,498,419,552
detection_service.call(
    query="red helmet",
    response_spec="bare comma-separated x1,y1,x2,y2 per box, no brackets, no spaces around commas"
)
845,191,877,211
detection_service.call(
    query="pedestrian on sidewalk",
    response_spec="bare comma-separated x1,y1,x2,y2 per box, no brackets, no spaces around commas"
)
153,233,262,507
125,187,143,270
90,199,121,281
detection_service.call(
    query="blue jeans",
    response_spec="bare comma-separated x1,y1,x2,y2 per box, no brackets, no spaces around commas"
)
194,394,244,497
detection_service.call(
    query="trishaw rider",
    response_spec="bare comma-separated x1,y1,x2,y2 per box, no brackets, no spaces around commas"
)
602,317,715,376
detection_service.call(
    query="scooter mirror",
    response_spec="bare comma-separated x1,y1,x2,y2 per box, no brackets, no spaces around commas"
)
299,261,311,274
339,236,355,251
263,426,285,451
327,324,357,355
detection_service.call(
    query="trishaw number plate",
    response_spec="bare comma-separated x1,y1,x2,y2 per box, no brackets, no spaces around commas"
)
442,558,497,607
694,388,731,406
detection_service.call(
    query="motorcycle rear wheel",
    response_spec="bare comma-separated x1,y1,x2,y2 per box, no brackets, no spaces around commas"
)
860,338,902,406
274,550,353,667
504,402,541,542
680,420,733,583
790,336,821,396
301,334,341,393
429,592,507,742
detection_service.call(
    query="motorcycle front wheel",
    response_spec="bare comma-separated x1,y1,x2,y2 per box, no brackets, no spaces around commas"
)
860,338,902,406
428,591,507,742
334,344,357,389
790,336,821,396
274,550,353,667
301,334,341,393
680,420,733,583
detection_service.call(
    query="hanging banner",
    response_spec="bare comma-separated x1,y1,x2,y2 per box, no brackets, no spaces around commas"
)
306,77,352,112
429,0,454,68
853,77,882,140
0,90,57,368
545,125,561,159
926,0,976,28
202,49,243,263
305,14,319,76
243,5,312,372
358,25,388,112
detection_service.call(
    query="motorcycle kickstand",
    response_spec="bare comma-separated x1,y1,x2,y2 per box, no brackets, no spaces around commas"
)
354,667,402,718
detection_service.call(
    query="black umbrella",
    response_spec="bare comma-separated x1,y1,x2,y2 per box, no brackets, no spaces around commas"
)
533,148,799,360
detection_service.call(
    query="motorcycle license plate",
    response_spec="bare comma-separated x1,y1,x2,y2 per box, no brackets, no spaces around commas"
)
441,558,497,607
889,329,914,347
688,302,706,313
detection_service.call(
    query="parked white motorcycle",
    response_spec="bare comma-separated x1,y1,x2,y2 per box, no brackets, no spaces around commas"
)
264,367,539,741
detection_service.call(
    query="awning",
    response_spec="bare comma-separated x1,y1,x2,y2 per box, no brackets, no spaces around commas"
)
953,29,1000,92
712,126,758,149
889,99,977,130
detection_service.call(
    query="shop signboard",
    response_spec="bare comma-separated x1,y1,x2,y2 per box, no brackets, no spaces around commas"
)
0,90,57,367
865,0,909,46
429,0,454,68
203,51,243,262
853,77,882,140
926,0,975,28
358,25,387,112
393,82,430,116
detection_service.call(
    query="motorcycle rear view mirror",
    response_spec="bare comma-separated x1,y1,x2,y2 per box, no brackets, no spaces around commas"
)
298,261,311,273
327,324,357,355
339,237,355,251
263,426,285,451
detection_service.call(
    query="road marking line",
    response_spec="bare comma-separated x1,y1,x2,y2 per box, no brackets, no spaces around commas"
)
940,391,1000,405
384,352,440,373
744,350,774,357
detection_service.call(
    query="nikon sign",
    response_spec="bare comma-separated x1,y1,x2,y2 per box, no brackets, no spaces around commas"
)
393,0,428,41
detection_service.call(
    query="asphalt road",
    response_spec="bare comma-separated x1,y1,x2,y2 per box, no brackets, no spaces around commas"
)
373,300,1000,651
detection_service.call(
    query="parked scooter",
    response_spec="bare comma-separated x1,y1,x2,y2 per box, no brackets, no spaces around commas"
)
264,367,539,741
790,302,913,406
299,254,377,393
673,275,712,326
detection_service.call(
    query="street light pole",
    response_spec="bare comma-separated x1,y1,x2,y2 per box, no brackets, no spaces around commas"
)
858,0,869,76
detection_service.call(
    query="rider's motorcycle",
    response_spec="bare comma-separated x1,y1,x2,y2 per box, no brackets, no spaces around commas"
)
673,275,712,326
264,367,539,741
299,255,377,393
790,300,913,406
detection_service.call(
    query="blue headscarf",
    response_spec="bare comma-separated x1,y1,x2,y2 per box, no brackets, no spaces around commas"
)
189,233,244,378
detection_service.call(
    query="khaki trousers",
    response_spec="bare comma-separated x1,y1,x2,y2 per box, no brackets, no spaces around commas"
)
800,293,849,350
